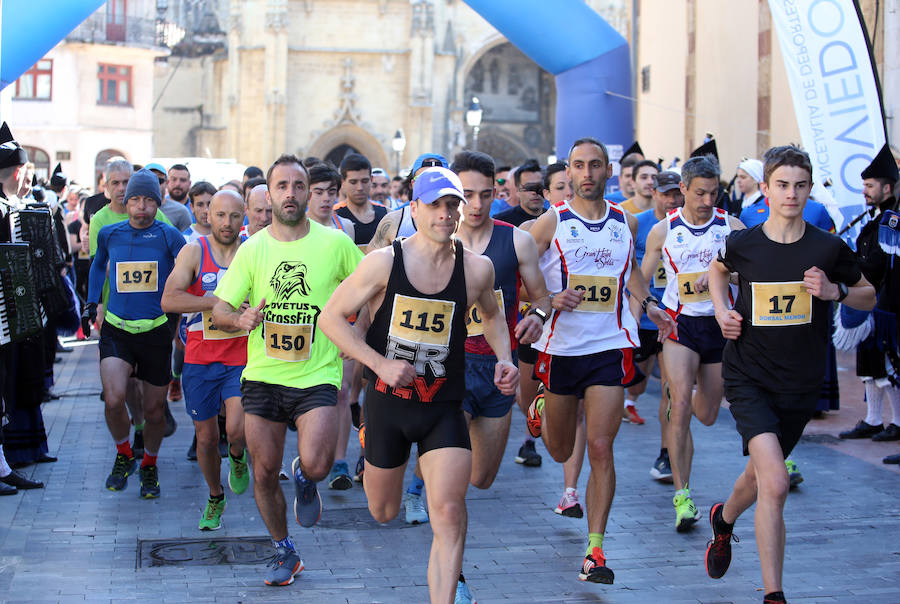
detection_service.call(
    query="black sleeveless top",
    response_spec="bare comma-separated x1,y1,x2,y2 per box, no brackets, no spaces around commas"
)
365,238,468,403
336,203,388,245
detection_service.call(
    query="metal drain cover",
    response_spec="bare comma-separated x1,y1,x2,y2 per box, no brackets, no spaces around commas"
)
800,434,841,444
137,536,273,568
315,505,421,531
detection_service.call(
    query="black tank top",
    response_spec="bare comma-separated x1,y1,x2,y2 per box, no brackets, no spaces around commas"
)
365,238,468,403
336,203,388,245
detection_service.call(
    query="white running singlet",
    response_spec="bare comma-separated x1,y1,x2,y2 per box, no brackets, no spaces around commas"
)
533,200,639,356
396,205,417,238
661,207,731,317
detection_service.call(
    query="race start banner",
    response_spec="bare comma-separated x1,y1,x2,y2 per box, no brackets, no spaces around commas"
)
768,0,886,240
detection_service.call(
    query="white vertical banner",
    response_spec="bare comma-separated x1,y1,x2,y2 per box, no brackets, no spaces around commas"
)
768,0,886,238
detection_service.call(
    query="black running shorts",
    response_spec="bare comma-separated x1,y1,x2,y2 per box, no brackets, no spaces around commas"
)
240,381,337,426
666,312,726,364
725,382,817,457
633,328,662,363
99,322,172,387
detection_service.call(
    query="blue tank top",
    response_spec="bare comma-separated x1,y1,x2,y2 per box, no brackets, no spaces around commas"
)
465,220,519,354
635,209,667,329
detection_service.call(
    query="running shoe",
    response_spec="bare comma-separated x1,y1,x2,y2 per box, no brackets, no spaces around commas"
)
554,491,584,518
132,429,145,460
673,488,701,532
105,453,136,491
264,547,303,586
328,460,353,490
167,378,182,402
186,434,197,461
404,491,429,525
785,459,803,489
514,439,542,466
623,404,645,425
838,419,882,439
454,576,476,603
527,388,544,438
139,465,161,499
578,546,614,584
199,496,226,531
228,450,250,495
279,465,289,481
705,502,739,579
650,450,673,482
354,454,365,484
164,402,177,437
350,401,362,431
292,457,322,528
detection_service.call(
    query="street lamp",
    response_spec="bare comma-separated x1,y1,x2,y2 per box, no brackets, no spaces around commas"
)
466,96,483,151
391,129,406,175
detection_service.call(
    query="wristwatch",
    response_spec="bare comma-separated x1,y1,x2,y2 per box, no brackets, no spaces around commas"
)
529,306,549,324
641,295,661,312
836,282,849,302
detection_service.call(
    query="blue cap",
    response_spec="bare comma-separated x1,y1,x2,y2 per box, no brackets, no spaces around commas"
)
124,168,163,205
412,167,466,205
145,162,167,175
411,153,449,175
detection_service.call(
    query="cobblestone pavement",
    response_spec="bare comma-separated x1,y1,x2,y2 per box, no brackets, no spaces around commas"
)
0,340,897,603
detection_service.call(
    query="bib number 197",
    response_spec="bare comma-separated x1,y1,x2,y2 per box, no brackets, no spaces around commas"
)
115,261,158,293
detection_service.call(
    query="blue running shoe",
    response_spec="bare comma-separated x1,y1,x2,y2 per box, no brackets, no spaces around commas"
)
292,457,322,528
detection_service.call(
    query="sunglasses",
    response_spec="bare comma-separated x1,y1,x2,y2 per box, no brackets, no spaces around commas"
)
420,158,443,168
496,178,507,185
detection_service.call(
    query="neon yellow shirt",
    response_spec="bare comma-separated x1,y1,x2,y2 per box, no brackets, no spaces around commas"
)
214,222,363,389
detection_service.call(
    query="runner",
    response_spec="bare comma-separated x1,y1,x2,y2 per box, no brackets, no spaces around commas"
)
161,190,250,530
335,153,387,248
83,168,186,498
642,155,744,532
706,145,874,603
320,166,518,603
241,183,273,238
451,150,551,490
212,154,362,586
183,181,217,243
527,138,675,583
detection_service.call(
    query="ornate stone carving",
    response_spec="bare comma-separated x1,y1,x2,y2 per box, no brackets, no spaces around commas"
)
265,0,289,31
331,59,362,126
410,0,435,37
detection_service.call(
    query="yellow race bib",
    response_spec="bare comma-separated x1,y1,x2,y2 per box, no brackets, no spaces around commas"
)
677,271,710,303
202,310,248,340
264,321,312,362
653,258,668,289
466,289,505,337
568,274,618,313
115,261,158,293
751,281,811,327
389,294,455,346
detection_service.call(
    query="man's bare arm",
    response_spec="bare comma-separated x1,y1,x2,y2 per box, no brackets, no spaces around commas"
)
161,244,210,314
366,209,400,253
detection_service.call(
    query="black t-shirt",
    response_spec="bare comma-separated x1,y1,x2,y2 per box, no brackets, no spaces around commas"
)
83,193,109,225
720,223,861,396
336,203,388,245
494,205,544,227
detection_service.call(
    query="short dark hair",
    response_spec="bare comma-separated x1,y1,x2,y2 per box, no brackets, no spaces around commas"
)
450,151,495,180
308,163,342,189
634,159,660,175
339,153,372,179
568,137,609,165
266,154,308,185
496,165,511,174
243,176,266,197
543,162,568,191
243,166,264,180
188,181,217,203
681,155,721,188
303,156,323,168
762,145,813,184
514,159,541,187
391,175,403,183
620,153,642,169
169,163,190,176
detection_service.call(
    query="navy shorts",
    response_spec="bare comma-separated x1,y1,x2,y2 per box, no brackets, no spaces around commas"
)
534,348,643,398
633,328,662,363
183,362,244,422
725,382,817,457
463,351,517,419
517,343,538,365
667,312,726,364
240,381,337,426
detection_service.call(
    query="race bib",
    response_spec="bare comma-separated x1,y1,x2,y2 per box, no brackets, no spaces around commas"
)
751,281,811,327
202,310,248,340
264,321,312,362
466,289,505,337
677,271,710,303
389,294,455,346
567,274,618,313
652,258,668,289
115,261,158,293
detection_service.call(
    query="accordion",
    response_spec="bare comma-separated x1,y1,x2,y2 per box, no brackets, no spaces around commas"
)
10,207,69,317
0,243,45,345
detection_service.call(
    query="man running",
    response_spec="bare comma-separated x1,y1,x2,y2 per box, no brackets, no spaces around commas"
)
706,145,874,604
451,151,551,490
320,166,518,604
183,181,217,243
161,190,250,530
212,155,362,586
642,155,744,531
242,183,273,238
527,138,675,583
84,169,186,498
336,153,387,248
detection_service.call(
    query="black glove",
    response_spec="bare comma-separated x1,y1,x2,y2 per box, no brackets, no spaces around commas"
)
81,302,97,338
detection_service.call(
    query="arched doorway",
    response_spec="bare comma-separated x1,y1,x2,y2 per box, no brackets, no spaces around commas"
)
463,42,555,166
95,149,127,190
23,146,50,182
324,144,361,168
306,125,390,175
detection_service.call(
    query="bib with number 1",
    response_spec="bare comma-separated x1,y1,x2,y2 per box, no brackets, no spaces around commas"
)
751,281,811,326
202,311,248,340
116,261,158,293
466,289,504,337
567,274,618,313
264,321,312,362
389,294,455,346
677,271,710,303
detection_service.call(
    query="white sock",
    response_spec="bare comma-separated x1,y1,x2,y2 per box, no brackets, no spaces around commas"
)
625,398,636,409
864,381,885,426
885,386,900,426
0,445,12,478
565,487,576,496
